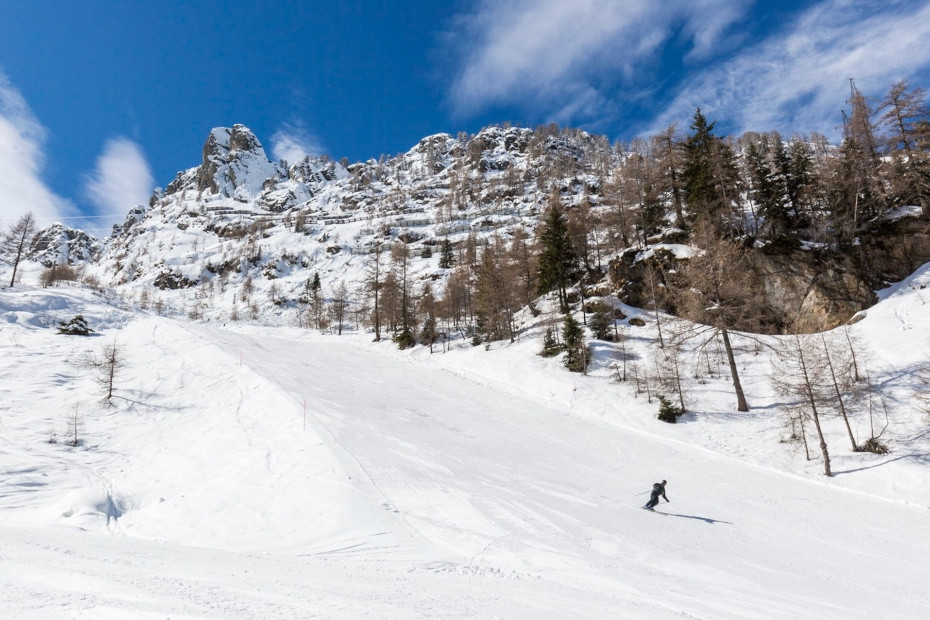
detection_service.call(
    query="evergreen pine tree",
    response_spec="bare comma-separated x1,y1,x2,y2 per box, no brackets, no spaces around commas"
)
438,238,455,269
657,395,684,423
682,109,741,231
540,327,562,357
57,315,94,336
562,314,587,372
786,137,813,221
682,108,718,219
588,309,613,341
538,198,576,313
747,141,791,240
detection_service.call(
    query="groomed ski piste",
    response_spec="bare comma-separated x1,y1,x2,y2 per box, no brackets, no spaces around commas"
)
2,263,930,618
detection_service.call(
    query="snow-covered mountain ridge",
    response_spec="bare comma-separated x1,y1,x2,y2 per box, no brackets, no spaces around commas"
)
84,122,607,322
20,120,930,335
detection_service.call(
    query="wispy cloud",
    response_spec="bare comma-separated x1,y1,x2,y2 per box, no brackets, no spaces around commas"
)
84,137,154,235
447,0,930,139
446,0,750,121
270,121,323,164
0,70,76,229
644,0,930,137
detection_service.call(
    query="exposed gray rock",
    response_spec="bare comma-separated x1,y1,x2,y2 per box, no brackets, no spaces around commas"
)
30,224,100,266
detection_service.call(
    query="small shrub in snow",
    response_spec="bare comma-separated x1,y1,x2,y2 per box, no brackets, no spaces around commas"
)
40,263,79,287
82,274,103,291
57,315,94,336
66,408,84,447
657,395,684,423
588,310,614,341
393,327,416,350
562,315,589,372
857,438,890,455
539,328,562,358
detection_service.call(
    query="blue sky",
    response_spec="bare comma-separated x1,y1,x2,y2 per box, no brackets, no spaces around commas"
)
2,0,930,236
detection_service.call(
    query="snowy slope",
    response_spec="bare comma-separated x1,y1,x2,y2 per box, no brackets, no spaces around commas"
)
1,277,930,618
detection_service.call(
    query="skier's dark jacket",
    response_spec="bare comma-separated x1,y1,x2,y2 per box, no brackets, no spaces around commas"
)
651,482,668,502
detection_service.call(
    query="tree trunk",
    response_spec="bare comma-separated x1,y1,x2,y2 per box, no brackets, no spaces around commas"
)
797,339,832,476
798,414,811,461
843,327,860,382
721,328,748,411
10,230,27,287
673,352,685,413
809,401,832,476
821,335,857,450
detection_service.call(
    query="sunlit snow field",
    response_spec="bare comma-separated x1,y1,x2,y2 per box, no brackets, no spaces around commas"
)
2,265,930,618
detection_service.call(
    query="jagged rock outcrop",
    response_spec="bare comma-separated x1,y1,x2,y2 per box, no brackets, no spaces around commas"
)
30,224,100,266
854,217,930,283
153,270,198,290
166,124,281,202
748,250,876,333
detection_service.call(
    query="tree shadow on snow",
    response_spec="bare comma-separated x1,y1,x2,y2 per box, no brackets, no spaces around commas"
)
832,453,930,475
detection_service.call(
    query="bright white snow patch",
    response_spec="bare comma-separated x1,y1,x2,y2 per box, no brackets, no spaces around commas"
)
1,278,929,617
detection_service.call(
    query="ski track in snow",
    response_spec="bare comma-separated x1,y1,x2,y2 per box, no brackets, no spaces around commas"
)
1,284,930,618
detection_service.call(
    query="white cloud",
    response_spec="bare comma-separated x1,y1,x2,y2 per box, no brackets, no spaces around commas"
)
84,137,154,235
270,121,323,164
447,0,750,120
644,0,930,138
0,70,76,230
448,0,930,139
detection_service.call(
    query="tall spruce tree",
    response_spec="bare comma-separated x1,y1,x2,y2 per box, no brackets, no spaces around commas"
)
785,137,814,221
561,313,586,372
682,109,719,221
746,140,791,240
537,197,576,313
438,238,455,269
682,109,740,230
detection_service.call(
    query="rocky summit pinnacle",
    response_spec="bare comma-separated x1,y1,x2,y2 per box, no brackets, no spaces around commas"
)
185,124,280,201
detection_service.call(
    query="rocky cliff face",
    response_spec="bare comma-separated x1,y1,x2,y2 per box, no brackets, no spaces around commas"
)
29,224,100,267
748,250,876,333
166,124,282,202
608,221,930,335
854,217,930,283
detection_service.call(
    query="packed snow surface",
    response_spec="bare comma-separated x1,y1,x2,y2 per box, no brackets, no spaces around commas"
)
2,271,930,618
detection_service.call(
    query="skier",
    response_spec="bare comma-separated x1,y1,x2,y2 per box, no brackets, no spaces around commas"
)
644,480,668,511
